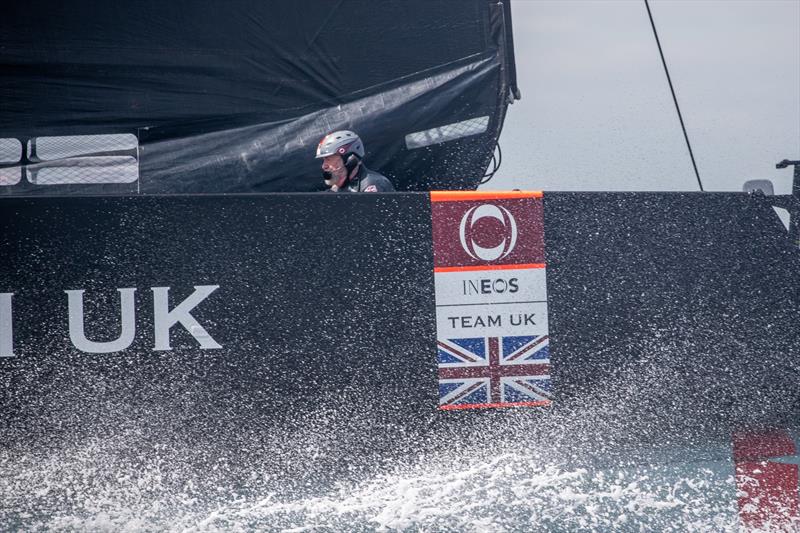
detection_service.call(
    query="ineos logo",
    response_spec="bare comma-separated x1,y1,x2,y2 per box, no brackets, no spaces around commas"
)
458,204,518,261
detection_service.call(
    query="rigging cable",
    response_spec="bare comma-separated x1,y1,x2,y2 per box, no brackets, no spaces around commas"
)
644,0,704,191
480,141,502,184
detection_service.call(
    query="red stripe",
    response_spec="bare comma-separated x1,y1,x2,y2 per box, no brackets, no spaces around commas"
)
439,400,551,411
506,335,549,362
509,378,553,401
733,429,799,529
488,337,501,403
734,429,796,461
434,263,546,273
437,340,479,363
444,381,485,406
438,363,550,380
430,190,543,202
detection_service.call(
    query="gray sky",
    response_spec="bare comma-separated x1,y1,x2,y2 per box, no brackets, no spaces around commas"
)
488,0,800,193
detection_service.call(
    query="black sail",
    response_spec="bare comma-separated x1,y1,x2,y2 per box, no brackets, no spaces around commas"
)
0,1,518,194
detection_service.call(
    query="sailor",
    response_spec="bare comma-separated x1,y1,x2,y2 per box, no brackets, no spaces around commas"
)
316,130,395,192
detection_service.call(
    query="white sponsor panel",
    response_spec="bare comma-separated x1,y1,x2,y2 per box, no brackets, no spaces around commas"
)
434,268,547,307
0,293,13,357
435,301,549,338
431,192,551,409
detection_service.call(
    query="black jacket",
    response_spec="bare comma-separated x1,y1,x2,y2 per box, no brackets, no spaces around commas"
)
343,165,395,192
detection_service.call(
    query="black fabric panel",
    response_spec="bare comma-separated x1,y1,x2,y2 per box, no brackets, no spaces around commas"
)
0,1,509,193
1,1,488,126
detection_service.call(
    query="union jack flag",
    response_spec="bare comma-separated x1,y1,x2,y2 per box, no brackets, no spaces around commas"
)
438,335,551,410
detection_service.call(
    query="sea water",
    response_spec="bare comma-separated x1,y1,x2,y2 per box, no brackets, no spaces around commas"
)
3,393,772,533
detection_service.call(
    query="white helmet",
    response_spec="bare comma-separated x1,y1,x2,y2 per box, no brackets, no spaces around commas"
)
315,130,365,160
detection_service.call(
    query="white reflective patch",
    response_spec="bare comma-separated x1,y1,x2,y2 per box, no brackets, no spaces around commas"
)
23,133,139,185
0,168,22,186
434,268,548,307
27,156,139,185
0,138,22,163
29,134,138,160
0,293,13,357
405,116,489,149
773,207,790,232
435,301,549,338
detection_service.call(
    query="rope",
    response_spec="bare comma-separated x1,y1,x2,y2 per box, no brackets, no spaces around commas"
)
480,142,502,185
644,0,704,191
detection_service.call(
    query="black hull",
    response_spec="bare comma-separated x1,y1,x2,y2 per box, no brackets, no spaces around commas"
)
2,192,798,454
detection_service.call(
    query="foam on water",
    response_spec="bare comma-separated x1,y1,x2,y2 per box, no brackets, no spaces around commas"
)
2,354,796,531
1,413,750,532
181,453,738,532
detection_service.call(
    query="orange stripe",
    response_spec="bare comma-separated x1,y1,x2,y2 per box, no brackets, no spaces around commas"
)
434,263,545,273
430,190,543,202
439,400,551,411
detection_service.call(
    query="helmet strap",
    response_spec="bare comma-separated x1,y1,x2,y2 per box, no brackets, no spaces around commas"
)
343,154,362,190
344,154,361,175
